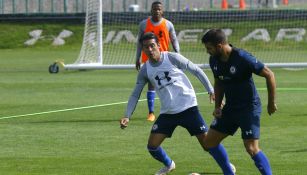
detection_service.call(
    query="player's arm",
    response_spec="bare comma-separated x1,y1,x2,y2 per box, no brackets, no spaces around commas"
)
167,21,180,53
168,53,214,99
135,21,146,70
258,66,277,115
244,51,277,116
120,67,148,129
213,78,225,118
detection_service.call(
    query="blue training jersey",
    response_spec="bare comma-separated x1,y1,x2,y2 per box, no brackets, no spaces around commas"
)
209,46,264,109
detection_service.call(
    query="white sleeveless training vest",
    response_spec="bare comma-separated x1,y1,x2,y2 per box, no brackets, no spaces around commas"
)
146,52,198,114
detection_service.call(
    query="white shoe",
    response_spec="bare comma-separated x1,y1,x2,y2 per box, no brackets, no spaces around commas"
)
155,160,175,175
230,163,236,174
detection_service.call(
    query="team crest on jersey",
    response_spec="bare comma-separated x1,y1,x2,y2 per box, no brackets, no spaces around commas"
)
152,124,158,131
211,119,217,126
229,66,236,74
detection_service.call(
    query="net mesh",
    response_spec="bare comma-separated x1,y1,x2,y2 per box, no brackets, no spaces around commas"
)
71,0,307,68
102,10,307,66
73,0,102,65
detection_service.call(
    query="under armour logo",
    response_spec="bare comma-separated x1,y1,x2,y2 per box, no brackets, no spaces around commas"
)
155,72,171,85
200,125,206,131
245,130,253,135
24,29,73,46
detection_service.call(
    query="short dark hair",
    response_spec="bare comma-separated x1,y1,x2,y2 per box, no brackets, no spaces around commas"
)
139,32,159,45
152,1,163,8
201,29,227,46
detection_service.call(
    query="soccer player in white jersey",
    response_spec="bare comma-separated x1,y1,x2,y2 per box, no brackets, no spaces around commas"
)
120,32,235,175
135,1,180,122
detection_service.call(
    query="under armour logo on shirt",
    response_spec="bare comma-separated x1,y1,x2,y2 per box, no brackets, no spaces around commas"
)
155,72,171,85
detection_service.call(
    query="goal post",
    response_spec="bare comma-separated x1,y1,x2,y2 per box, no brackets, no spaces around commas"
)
61,0,307,71
63,0,110,70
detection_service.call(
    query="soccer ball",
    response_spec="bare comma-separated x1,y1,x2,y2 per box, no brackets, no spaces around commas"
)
188,173,201,175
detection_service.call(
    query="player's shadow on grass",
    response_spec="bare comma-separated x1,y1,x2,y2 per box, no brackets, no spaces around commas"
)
281,148,307,153
23,117,144,124
197,172,223,175
289,113,307,117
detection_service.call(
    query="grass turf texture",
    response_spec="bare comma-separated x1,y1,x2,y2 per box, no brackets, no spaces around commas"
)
1,14,307,174
0,48,307,174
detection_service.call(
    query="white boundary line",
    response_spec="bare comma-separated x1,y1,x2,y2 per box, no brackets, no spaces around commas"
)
1,88,306,120
0,99,145,120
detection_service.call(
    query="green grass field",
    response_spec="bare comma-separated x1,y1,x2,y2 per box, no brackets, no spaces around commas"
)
0,48,307,175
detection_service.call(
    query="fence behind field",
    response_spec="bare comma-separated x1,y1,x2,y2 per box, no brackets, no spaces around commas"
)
0,0,307,14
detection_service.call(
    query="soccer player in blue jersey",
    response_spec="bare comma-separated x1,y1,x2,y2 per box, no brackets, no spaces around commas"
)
120,32,235,175
201,29,277,175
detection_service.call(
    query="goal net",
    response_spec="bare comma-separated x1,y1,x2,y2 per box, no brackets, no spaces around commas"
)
64,0,104,70
64,0,307,70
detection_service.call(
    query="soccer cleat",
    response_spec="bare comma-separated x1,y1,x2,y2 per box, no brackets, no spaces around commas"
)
147,113,156,122
155,160,175,175
230,163,236,174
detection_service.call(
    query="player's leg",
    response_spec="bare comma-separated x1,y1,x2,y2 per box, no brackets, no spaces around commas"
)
180,106,235,175
240,108,272,175
147,82,155,121
203,109,239,175
148,114,177,174
200,129,235,175
243,139,272,175
147,133,171,166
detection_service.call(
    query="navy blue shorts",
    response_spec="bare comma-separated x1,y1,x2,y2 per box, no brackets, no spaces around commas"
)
151,106,208,137
210,105,262,139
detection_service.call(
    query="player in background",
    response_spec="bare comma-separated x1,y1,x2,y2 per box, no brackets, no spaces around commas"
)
121,32,235,175
201,29,277,175
135,1,180,122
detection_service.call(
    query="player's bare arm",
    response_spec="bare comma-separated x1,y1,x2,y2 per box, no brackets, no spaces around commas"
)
213,78,224,118
259,66,277,115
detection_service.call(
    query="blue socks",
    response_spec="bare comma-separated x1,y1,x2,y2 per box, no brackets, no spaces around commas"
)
208,144,234,175
252,151,272,175
209,145,272,175
147,145,172,167
147,91,155,113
